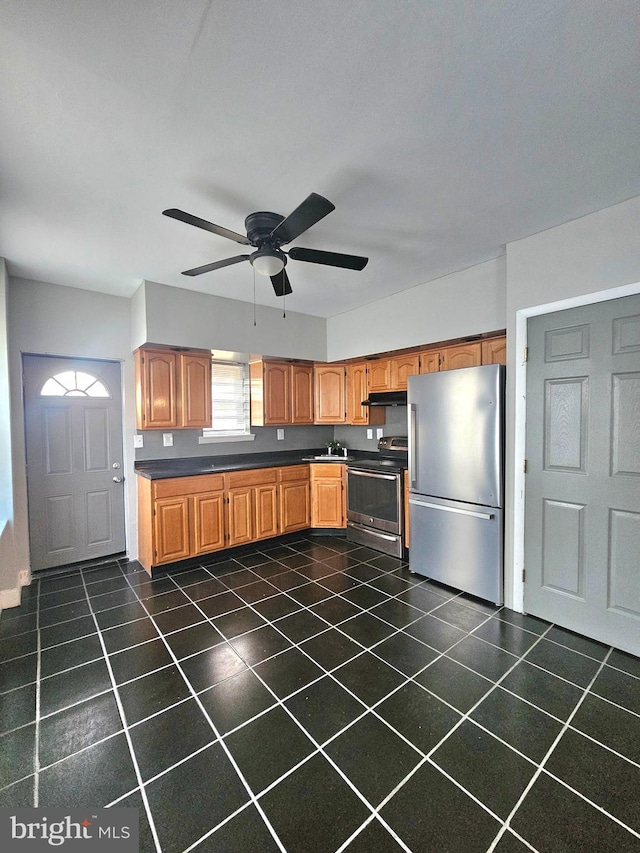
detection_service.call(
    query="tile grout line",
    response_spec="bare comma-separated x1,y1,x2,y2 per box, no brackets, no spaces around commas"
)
117,570,289,853
33,576,42,808
78,568,164,853
487,646,640,850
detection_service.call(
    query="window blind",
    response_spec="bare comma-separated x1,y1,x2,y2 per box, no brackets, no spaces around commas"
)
203,360,249,436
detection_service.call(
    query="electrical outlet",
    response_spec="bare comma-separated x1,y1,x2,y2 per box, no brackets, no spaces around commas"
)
163,433,173,447
367,429,373,439
376,428,384,439
277,428,285,440
133,434,144,448
19,569,30,586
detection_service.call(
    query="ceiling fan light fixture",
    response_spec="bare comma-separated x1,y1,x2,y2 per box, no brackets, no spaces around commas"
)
250,248,285,277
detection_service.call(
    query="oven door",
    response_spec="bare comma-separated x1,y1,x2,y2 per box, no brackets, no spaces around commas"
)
346,467,402,535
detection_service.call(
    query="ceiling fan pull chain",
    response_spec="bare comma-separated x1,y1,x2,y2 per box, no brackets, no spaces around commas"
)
253,266,257,326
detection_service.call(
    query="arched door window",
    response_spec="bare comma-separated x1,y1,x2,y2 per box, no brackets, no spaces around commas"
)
40,370,111,398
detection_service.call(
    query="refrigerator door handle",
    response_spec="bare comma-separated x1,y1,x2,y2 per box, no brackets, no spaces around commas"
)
408,403,417,489
409,498,495,521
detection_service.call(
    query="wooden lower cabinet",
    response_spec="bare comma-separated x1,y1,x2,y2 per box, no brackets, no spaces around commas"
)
279,465,311,533
225,469,279,547
310,463,345,528
138,473,226,571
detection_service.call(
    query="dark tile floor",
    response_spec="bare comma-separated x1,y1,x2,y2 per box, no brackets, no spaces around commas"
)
1,534,639,852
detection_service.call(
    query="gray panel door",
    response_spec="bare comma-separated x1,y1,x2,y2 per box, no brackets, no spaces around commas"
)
525,295,640,656
23,355,126,571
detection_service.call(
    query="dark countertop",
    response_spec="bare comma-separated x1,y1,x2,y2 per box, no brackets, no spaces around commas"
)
134,449,404,480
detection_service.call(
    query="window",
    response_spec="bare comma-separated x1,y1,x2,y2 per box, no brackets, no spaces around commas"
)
40,370,111,397
201,360,250,439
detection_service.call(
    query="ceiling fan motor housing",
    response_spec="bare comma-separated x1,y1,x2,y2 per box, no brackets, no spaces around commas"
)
244,211,285,247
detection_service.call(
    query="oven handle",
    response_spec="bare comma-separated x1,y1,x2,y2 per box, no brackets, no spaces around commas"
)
409,498,495,520
348,522,400,543
347,469,398,481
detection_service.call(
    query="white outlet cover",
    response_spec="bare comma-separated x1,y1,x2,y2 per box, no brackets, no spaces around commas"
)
376,428,384,439
134,434,144,448
163,433,173,447
367,429,373,439
277,428,285,440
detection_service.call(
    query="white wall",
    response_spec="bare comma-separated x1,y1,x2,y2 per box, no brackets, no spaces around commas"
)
326,256,506,361
0,260,19,606
503,194,640,611
136,280,328,361
8,278,138,580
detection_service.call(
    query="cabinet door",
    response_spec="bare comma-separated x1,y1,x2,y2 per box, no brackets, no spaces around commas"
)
291,364,314,424
311,478,345,527
314,365,346,423
193,492,225,554
137,349,178,429
179,353,212,428
254,484,279,540
441,342,482,371
154,496,190,563
280,480,310,533
419,350,441,374
227,487,254,546
367,359,391,392
346,362,369,425
481,336,506,366
264,362,291,424
390,354,420,390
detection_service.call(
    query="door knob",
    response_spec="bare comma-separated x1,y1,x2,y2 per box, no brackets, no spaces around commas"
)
112,476,124,483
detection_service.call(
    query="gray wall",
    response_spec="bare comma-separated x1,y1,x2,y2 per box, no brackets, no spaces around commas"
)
135,280,328,361
326,256,506,361
7,278,137,585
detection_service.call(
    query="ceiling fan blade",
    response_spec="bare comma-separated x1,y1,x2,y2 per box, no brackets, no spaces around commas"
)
270,269,293,297
163,209,251,245
269,193,335,244
182,255,250,276
288,246,368,270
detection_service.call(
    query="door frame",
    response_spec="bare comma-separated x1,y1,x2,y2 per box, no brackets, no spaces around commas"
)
508,280,640,613
21,352,128,571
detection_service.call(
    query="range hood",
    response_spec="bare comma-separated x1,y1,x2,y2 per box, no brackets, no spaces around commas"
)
362,391,408,407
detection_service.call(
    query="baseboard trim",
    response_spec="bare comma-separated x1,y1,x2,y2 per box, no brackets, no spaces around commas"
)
0,587,22,612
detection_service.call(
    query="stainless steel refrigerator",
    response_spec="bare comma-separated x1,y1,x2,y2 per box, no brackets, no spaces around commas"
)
407,364,505,604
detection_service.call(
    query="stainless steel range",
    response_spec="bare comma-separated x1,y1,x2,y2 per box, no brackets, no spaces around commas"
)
346,436,408,557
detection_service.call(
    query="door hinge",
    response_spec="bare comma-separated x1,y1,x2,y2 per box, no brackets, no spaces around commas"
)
523,459,528,473
522,568,526,583
523,346,528,362
153,508,156,516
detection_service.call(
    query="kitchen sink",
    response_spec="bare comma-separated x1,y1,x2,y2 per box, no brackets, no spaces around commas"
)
302,454,354,461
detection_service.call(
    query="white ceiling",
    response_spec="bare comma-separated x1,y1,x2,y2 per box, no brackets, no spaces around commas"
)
1,1,639,319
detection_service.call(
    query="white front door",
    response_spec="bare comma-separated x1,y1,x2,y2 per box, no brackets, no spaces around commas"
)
23,355,126,571
524,294,640,656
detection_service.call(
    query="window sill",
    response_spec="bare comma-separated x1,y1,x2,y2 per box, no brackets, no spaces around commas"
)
198,433,256,444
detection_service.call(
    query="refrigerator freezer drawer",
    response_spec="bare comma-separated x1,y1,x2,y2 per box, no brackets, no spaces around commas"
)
409,495,503,604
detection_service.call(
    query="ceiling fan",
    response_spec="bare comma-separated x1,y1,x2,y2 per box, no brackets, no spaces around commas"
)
162,192,368,296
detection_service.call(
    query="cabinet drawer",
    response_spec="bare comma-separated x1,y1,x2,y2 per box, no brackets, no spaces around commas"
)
278,464,310,482
310,463,344,479
225,467,278,489
153,473,224,498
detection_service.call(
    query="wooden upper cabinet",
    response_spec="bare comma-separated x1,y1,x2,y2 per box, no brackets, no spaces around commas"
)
263,361,290,425
481,336,506,366
390,353,420,390
345,361,381,426
290,363,314,424
440,342,482,371
135,347,211,430
314,364,346,423
419,350,441,374
179,352,212,429
367,359,391,393
250,360,313,425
